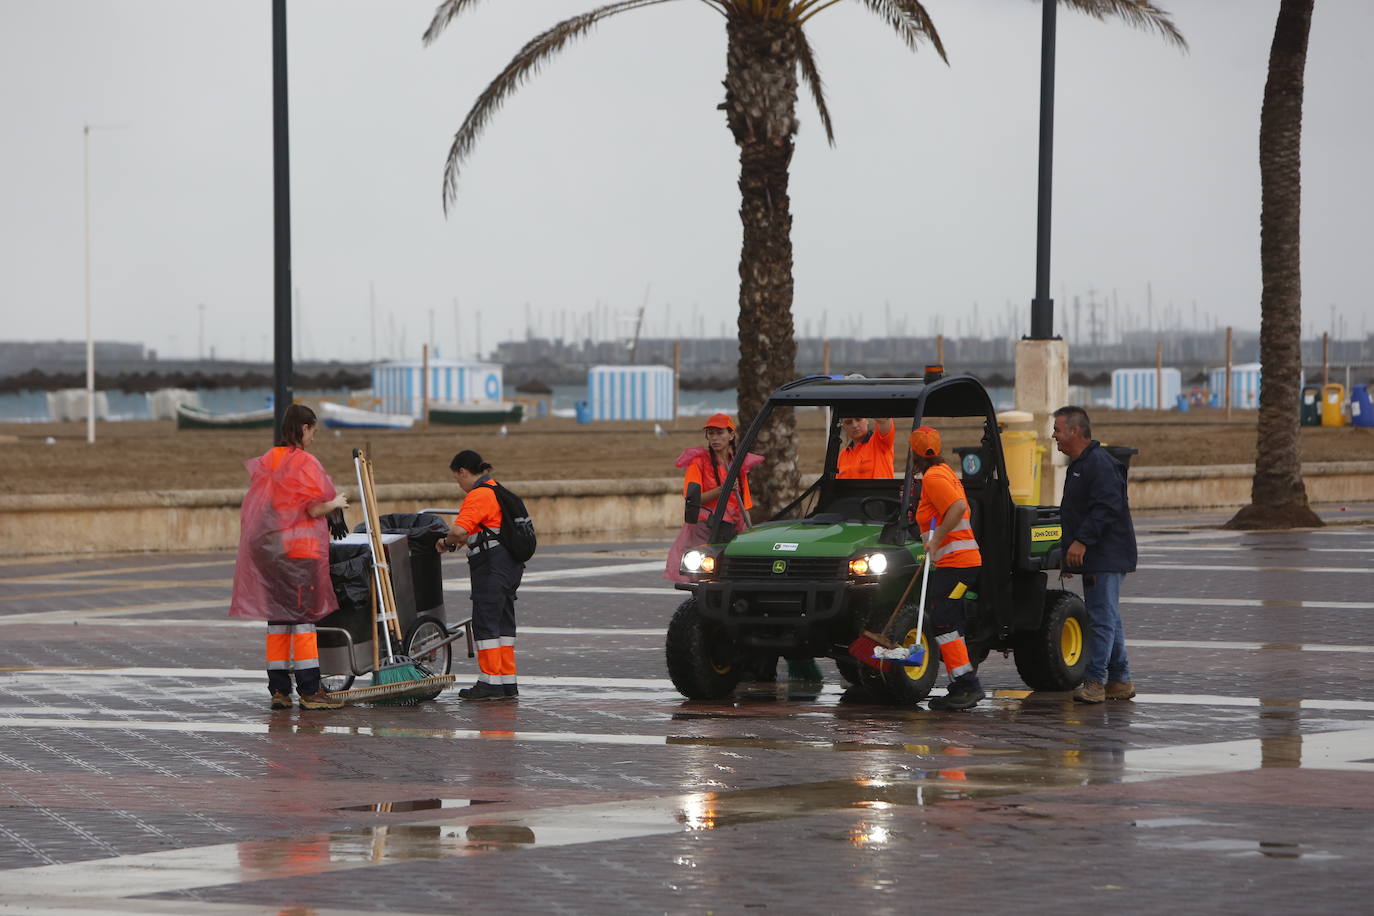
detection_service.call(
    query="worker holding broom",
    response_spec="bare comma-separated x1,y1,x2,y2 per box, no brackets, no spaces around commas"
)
230,404,348,711
437,449,523,700
909,426,985,711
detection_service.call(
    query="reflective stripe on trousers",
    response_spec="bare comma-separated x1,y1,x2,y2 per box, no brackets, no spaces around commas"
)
266,623,320,671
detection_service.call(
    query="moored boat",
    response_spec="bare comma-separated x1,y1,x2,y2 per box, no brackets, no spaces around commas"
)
428,401,524,426
175,404,275,430
319,401,415,430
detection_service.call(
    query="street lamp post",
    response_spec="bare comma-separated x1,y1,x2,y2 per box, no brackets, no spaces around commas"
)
82,123,125,444
83,124,95,445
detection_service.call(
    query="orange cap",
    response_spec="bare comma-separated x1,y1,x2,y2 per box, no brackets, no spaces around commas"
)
703,413,735,430
909,426,941,457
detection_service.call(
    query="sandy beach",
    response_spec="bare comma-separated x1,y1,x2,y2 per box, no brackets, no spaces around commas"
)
2,408,1369,498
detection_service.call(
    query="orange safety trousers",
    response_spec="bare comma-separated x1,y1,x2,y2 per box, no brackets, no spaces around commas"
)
266,622,322,695
474,637,517,686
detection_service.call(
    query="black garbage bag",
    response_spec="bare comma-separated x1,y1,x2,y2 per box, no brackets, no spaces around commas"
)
353,513,450,614
323,542,374,648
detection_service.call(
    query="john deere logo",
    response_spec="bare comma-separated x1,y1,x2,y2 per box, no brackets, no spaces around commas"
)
772,560,787,574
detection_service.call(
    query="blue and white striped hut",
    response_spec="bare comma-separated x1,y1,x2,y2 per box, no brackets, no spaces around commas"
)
372,359,504,418
587,365,676,421
1111,367,1182,410
1208,362,1262,409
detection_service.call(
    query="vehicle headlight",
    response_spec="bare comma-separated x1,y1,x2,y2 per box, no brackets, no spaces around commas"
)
682,550,705,573
849,553,889,577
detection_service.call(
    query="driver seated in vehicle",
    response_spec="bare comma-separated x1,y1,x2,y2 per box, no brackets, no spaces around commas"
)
836,417,895,479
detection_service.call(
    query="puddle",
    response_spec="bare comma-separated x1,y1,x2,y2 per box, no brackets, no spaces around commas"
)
338,798,498,813
1137,836,1342,861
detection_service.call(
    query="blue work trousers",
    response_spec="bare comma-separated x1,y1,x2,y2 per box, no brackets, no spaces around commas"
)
1082,572,1131,685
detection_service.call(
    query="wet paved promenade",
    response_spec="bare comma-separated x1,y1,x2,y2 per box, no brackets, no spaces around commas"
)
1,508,1372,915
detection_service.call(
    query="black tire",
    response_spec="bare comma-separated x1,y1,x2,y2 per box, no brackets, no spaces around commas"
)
833,653,865,690
666,598,742,700
1013,589,1089,690
854,603,939,706
405,614,453,676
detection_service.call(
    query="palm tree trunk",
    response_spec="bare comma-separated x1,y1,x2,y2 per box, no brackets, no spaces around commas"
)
1226,0,1321,530
723,18,801,517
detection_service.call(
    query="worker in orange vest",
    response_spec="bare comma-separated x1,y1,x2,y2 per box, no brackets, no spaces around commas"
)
910,426,985,711
438,450,524,700
837,416,895,478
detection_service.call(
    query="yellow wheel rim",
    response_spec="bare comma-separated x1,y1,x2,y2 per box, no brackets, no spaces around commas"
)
1061,616,1083,666
900,630,931,681
712,659,733,675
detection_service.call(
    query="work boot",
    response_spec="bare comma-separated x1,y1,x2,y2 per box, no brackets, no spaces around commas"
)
503,684,520,699
458,682,509,701
1105,680,1136,700
928,681,986,711
270,691,292,711
1073,681,1106,704
298,691,343,710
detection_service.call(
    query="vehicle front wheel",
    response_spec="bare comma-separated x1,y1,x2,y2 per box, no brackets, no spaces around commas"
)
1013,590,1089,690
666,598,741,700
855,603,939,706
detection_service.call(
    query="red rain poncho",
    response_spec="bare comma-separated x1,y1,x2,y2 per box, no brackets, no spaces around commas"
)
229,446,339,623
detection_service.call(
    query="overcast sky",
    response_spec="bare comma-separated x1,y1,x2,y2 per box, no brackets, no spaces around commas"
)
1,0,1370,364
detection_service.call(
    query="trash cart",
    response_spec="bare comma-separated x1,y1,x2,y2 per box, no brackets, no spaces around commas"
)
1300,386,1322,426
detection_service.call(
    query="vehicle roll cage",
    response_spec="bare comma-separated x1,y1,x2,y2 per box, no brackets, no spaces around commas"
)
704,375,1009,543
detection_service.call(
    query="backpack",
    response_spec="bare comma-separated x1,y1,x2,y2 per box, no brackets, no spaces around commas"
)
480,481,537,563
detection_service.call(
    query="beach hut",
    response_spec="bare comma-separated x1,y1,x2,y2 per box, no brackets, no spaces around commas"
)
1111,368,1181,410
587,365,675,421
46,389,109,422
1207,363,1262,409
372,359,505,418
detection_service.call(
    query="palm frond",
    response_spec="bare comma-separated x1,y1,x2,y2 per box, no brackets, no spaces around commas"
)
438,0,679,212
795,30,836,146
845,0,947,63
1057,0,1187,50
422,0,490,46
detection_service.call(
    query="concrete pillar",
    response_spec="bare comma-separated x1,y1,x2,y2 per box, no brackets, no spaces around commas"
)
1014,338,1070,504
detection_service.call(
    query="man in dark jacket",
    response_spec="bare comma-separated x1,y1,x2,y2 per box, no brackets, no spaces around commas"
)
1052,406,1138,704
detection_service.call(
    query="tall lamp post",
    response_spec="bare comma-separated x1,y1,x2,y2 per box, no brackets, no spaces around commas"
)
82,122,126,445
271,0,293,442
1015,0,1069,502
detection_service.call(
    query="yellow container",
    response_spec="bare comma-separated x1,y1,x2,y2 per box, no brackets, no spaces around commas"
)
1321,383,1348,427
1002,430,1044,505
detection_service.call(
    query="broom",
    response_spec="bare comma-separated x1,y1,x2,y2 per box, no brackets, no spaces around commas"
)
352,448,452,705
848,519,936,672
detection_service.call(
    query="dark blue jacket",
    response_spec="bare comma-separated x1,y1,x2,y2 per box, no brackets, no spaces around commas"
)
1060,441,1137,574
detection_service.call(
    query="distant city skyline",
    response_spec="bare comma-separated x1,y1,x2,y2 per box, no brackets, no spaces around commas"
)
1,1,1370,365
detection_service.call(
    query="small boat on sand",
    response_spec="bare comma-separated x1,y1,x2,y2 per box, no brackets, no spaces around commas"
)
428,401,524,426
319,402,415,430
175,404,274,430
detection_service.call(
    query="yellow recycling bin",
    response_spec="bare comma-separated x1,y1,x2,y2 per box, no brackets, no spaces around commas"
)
1321,383,1347,427
1002,430,1044,506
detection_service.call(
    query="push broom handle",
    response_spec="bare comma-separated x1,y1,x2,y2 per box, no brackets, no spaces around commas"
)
354,449,397,658
912,518,937,641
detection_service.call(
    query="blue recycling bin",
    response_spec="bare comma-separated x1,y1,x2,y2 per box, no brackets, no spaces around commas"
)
1351,385,1374,428
1175,394,1190,412
574,400,592,424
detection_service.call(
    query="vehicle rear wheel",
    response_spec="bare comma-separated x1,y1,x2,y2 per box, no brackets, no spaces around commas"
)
1013,590,1089,690
666,598,742,700
855,603,939,706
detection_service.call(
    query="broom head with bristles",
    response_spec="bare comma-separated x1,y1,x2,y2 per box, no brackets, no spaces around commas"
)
370,655,448,705
330,674,457,706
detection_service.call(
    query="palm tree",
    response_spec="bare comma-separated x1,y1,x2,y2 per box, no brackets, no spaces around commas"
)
425,0,1183,515
1226,0,1321,530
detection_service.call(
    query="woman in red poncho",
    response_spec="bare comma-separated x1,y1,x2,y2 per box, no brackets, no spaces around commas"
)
230,404,349,710
663,413,762,583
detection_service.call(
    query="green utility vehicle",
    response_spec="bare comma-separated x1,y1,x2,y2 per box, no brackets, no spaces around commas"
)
666,370,1086,704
